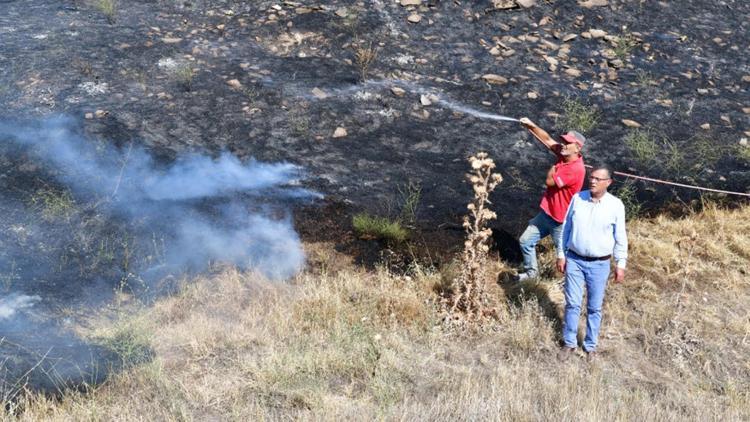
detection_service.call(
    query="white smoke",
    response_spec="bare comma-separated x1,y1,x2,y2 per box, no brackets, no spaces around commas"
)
0,115,313,280
0,294,40,320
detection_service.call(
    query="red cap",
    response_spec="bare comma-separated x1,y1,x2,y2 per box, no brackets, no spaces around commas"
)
560,131,586,148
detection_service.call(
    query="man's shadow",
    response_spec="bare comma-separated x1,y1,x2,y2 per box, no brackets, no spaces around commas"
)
496,238,565,333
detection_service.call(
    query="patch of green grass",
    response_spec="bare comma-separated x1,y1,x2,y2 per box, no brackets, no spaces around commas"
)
93,0,117,24
685,136,724,168
353,213,408,243
97,319,153,368
736,144,750,163
556,97,600,134
624,129,659,163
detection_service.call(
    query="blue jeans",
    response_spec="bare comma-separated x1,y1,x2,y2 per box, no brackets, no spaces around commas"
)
518,212,562,277
562,253,611,351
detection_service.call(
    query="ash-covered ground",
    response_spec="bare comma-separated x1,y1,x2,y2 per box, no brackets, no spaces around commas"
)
0,0,748,393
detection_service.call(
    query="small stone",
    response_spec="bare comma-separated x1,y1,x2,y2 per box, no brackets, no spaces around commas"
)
621,119,641,128
516,0,537,8
391,87,406,97
739,138,748,147
742,75,750,83
94,109,108,118
311,87,328,99
216,24,225,31
335,8,348,17
227,79,242,88
578,0,608,7
482,74,509,84
333,127,347,138
697,88,709,94
720,115,731,124
162,37,183,44
489,46,501,56
742,107,750,114
407,13,421,23
84,113,94,119
562,34,578,42
420,94,432,106
700,123,710,130
400,0,421,5
564,68,582,77
589,29,607,38
527,92,539,99
492,0,516,9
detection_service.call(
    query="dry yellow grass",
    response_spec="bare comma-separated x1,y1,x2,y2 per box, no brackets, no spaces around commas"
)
3,205,750,420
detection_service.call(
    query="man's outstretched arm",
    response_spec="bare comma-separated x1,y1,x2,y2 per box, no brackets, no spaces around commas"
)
519,117,559,152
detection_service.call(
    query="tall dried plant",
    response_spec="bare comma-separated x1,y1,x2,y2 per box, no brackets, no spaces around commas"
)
450,152,502,320
354,42,377,82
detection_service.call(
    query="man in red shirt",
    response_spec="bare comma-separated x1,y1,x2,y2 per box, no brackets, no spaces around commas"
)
514,117,586,281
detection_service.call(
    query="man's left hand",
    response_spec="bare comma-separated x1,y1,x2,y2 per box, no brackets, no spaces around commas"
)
614,268,625,283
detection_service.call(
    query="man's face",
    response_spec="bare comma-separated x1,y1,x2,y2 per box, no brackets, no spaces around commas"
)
589,169,612,195
560,140,580,156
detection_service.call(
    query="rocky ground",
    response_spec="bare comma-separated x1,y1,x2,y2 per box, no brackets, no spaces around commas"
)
1,0,748,235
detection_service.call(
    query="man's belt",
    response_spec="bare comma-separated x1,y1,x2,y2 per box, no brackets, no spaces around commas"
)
568,251,611,261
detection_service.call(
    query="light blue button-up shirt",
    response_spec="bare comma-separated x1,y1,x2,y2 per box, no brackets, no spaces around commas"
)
556,190,628,268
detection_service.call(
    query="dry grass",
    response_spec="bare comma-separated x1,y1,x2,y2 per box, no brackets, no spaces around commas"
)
3,205,750,420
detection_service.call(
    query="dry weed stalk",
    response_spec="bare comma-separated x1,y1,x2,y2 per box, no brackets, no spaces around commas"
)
449,152,502,320
354,42,378,82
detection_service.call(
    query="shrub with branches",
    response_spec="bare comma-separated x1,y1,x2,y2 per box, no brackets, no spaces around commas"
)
449,152,502,320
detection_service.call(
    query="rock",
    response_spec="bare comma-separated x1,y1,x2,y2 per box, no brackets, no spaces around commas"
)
333,127,348,138
391,87,406,97
407,14,422,23
579,0,608,7
420,94,432,106
94,109,108,118
227,79,242,89
489,46,501,56
564,68,582,77
562,34,578,42
482,74,509,84
311,87,328,99
400,0,421,5
589,29,607,38
84,113,94,119
539,16,552,26
621,119,641,128
739,138,748,147
700,123,710,130
720,115,731,124
742,107,750,114
527,92,539,99
492,0,517,9
162,37,183,44
335,8,348,17
516,0,537,8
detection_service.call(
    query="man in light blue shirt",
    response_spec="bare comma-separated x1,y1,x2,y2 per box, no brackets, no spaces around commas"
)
556,164,628,361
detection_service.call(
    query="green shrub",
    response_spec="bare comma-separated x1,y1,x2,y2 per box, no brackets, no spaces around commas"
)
556,98,600,134
352,213,407,243
94,0,117,23
624,129,659,163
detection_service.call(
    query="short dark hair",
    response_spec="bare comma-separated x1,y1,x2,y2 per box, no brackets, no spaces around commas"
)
590,163,613,180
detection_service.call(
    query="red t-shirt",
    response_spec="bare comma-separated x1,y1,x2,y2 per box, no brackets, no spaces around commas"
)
539,151,585,223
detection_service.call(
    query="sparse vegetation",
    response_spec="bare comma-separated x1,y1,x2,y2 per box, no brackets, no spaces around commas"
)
93,0,117,24
612,178,643,220
613,33,640,60
95,317,153,368
556,97,600,134
397,181,421,227
352,213,408,243
28,187,77,222
170,63,195,91
624,129,659,163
